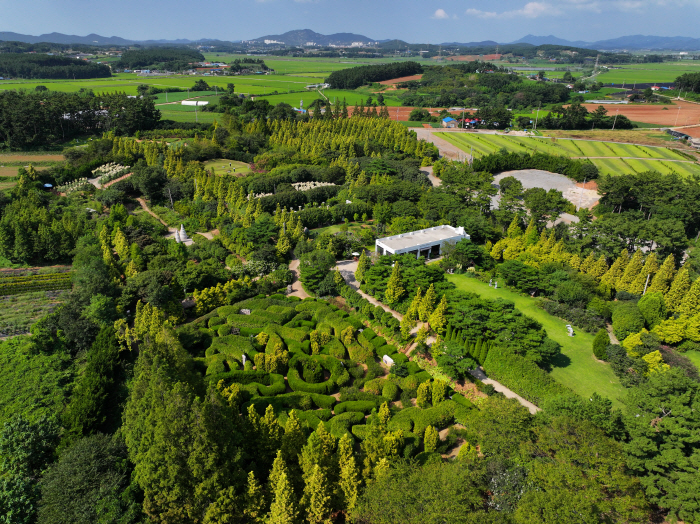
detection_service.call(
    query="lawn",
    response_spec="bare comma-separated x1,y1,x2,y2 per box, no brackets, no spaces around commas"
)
203,159,251,176
683,350,700,372
447,274,626,408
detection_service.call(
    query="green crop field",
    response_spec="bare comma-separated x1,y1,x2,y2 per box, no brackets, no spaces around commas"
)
447,274,625,407
435,132,700,177
594,61,700,85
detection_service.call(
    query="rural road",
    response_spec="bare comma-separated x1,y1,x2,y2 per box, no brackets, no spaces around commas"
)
288,259,311,299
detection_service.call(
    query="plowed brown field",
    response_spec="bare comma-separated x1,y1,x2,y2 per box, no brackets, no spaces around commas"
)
379,75,423,85
581,101,700,127
348,106,464,121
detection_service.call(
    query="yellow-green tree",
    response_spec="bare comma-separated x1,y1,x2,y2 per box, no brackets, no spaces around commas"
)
629,252,659,296
113,227,130,261
417,381,432,408
384,261,405,305
428,295,448,336
647,255,676,295
355,250,372,283
601,250,628,289
588,254,609,279
338,437,360,512
579,252,596,274
304,465,332,524
268,471,298,524
678,277,700,318
665,266,690,313
618,250,644,292
423,426,439,453
418,283,437,322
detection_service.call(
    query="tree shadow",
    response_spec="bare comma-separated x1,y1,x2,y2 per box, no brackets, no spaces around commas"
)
549,352,572,370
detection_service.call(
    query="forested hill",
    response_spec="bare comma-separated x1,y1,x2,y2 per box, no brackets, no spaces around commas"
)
0,54,111,79
326,61,423,89
114,48,205,70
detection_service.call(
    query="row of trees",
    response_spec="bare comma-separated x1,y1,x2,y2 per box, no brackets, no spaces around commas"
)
326,61,423,90
0,53,110,79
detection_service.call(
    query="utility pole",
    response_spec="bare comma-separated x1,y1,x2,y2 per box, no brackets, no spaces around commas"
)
534,103,541,132
675,105,682,126
612,110,620,130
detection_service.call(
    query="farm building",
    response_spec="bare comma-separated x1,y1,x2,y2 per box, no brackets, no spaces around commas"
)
375,225,469,259
182,101,209,106
442,117,458,128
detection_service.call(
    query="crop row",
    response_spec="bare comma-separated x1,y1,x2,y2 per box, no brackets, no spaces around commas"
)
0,273,72,296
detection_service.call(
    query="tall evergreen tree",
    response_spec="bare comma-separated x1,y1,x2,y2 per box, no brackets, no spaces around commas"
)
428,295,448,336
592,328,609,360
588,254,609,279
579,252,596,274
665,266,691,313
384,261,405,305
601,250,628,289
267,472,298,524
618,250,644,292
678,277,700,318
647,255,676,295
423,426,439,453
338,438,360,513
304,465,332,524
629,252,659,296
418,284,437,322
355,250,372,283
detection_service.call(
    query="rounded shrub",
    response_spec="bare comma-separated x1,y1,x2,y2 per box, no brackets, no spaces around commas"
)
302,359,324,384
592,328,609,361
612,302,645,341
382,382,399,401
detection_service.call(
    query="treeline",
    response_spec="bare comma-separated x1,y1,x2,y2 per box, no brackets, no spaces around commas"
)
0,90,160,149
538,103,634,130
326,61,423,89
470,150,599,182
676,72,700,93
0,54,111,79
114,47,204,69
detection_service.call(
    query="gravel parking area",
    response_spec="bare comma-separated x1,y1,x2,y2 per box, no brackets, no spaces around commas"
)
493,169,600,209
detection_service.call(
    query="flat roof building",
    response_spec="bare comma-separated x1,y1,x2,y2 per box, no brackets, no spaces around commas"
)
375,225,469,259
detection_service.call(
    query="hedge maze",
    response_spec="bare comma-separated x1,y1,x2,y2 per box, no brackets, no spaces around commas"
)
191,293,475,447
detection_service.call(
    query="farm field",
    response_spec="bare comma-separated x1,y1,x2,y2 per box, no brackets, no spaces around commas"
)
0,290,68,337
436,132,700,177
579,101,700,127
446,274,625,408
595,61,700,85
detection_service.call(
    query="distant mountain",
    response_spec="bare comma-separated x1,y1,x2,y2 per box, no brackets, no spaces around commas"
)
511,34,700,51
441,40,499,47
249,29,376,46
0,32,135,45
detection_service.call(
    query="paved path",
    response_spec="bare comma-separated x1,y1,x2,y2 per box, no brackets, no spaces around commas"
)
415,128,470,161
88,172,132,190
420,166,442,187
288,259,311,299
469,368,540,414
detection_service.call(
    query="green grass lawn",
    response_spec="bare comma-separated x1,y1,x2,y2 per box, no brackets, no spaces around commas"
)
684,350,700,371
447,274,625,408
203,159,251,175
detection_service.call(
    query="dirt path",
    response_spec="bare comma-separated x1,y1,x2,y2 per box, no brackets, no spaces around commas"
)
420,166,442,187
469,368,540,414
288,259,311,299
415,128,470,161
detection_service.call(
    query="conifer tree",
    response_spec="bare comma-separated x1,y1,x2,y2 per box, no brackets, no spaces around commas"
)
665,266,690,313
618,250,644,292
579,252,596,274
417,381,432,408
384,261,405,305
588,254,609,279
333,269,345,289
428,295,448,336
304,464,332,524
415,325,428,345
267,450,289,504
523,218,539,246
113,227,129,261
568,254,582,271
424,426,439,453
678,277,700,318
506,216,523,238
276,231,292,258
338,438,360,513
601,250,629,289
629,252,659,296
268,471,298,524
647,255,676,295
406,287,422,320
400,313,416,341
431,380,447,405
378,402,391,427
418,283,437,322
244,471,266,523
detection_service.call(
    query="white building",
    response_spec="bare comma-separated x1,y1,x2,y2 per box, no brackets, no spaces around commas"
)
375,225,469,259
181,101,209,106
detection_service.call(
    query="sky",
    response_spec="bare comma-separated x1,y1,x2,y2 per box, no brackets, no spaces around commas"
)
1,0,699,43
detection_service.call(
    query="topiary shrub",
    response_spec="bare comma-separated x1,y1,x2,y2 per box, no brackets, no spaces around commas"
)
303,359,324,383
328,412,364,440
217,324,231,337
592,329,609,361
208,317,226,329
612,302,645,341
334,400,378,414
362,328,377,341
638,292,667,329
382,381,399,401
206,359,226,376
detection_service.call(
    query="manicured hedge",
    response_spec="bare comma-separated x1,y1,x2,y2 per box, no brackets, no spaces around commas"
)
334,400,378,414
382,382,399,400
351,424,372,440
483,346,571,406
612,301,645,341
371,336,387,349
288,368,334,395
226,314,268,328
451,393,475,410
322,338,346,359
328,411,365,439
208,317,226,328
348,344,374,363
357,332,373,351
206,359,226,376
388,400,457,435
206,370,272,386
217,325,231,337
255,373,286,396
362,328,377,341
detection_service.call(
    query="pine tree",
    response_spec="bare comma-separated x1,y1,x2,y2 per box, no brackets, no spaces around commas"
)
424,426,439,453
418,283,437,322
267,450,289,505
400,313,416,341
304,465,332,524
629,252,659,296
506,216,523,238
523,218,539,246
268,471,298,524
568,254,582,270
479,341,489,364
428,295,448,336
617,250,644,292
678,277,700,318
665,266,691,313
431,380,447,405
384,261,405,305
415,326,428,345
113,227,130,261
406,287,422,320
647,255,676,295
276,231,292,258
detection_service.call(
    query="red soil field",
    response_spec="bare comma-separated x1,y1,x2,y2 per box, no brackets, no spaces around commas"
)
580,101,700,127
681,126,700,138
379,75,423,85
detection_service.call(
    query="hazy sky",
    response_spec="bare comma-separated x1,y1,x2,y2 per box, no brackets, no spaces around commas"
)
1,0,699,43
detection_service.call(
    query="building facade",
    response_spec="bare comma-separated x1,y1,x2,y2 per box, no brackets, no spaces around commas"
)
375,225,469,259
